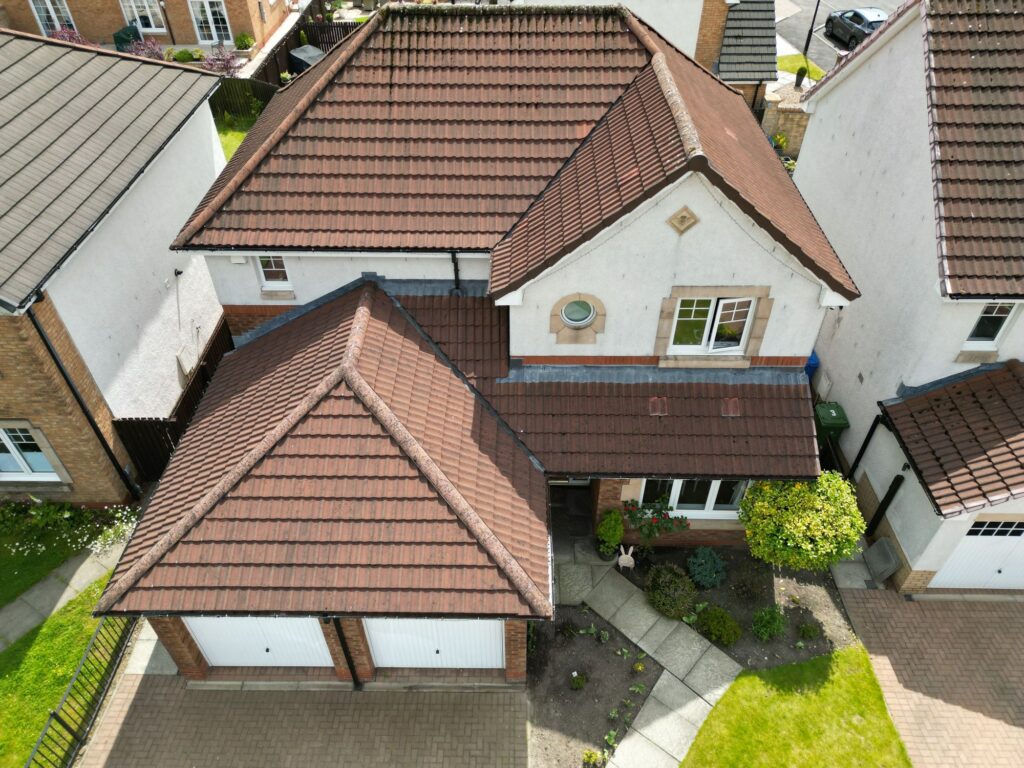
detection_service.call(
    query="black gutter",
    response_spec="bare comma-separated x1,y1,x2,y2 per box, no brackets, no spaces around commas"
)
330,618,362,690
866,474,905,537
27,301,142,500
847,414,882,480
450,251,462,295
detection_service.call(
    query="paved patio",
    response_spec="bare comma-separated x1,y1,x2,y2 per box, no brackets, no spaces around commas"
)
843,589,1024,767
78,673,527,767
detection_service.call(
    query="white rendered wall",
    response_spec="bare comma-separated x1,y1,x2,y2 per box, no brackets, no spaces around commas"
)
46,104,226,419
205,252,490,307
506,173,830,358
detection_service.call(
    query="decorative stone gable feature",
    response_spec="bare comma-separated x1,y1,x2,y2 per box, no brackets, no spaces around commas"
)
550,294,606,345
667,206,699,235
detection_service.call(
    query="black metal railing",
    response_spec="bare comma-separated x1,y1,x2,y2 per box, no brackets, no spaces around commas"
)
24,616,137,768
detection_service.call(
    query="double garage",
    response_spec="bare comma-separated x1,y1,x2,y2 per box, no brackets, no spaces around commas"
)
182,616,508,671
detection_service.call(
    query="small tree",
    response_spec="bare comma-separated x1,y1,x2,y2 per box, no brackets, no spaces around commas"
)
739,471,864,571
127,39,165,60
49,26,92,46
202,44,244,77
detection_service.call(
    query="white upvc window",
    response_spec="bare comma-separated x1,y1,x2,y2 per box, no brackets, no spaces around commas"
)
0,427,60,483
189,0,232,44
120,0,166,33
640,478,749,520
30,0,75,35
257,255,291,289
668,297,755,354
964,302,1016,350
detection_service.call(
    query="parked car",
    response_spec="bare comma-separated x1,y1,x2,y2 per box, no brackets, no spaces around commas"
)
825,8,888,49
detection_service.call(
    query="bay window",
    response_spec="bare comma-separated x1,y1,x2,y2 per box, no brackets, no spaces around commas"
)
669,297,754,354
640,478,749,519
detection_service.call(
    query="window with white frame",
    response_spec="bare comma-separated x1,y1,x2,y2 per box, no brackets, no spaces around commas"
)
120,0,165,32
30,0,75,35
0,427,60,482
965,302,1015,347
641,478,749,519
669,297,755,354
258,255,290,288
189,0,231,43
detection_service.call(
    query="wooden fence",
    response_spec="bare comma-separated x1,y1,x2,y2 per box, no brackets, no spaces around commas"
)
250,17,363,86
208,77,279,118
113,319,234,482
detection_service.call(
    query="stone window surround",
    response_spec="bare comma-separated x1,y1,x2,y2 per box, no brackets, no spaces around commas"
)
655,285,773,369
0,419,72,487
550,293,606,345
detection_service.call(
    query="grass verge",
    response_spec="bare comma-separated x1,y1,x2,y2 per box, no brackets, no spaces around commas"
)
681,645,910,768
0,533,83,608
777,54,827,82
215,113,257,161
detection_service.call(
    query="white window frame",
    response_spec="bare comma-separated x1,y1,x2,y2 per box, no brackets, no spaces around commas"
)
256,255,291,290
667,297,755,355
188,0,232,44
120,0,166,33
0,425,61,483
963,302,1017,351
29,0,76,35
640,478,749,520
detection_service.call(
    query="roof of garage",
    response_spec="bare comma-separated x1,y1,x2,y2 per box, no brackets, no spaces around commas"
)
97,282,551,618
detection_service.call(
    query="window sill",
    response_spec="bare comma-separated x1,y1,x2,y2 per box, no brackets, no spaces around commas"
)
260,287,296,300
659,355,749,369
955,349,998,364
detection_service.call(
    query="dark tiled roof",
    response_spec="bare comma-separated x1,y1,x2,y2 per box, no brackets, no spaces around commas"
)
98,284,551,617
883,361,1024,516
718,1,778,82
0,29,217,310
490,15,858,299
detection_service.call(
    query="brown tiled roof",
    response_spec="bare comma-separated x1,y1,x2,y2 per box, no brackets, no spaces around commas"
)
805,0,1024,298
882,361,1024,516
489,14,858,299
98,284,551,617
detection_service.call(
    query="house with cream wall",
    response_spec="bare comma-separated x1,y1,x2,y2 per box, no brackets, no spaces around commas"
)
795,0,1024,591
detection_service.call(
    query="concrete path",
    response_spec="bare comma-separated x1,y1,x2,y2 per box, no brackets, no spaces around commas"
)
582,569,742,767
0,544,122,651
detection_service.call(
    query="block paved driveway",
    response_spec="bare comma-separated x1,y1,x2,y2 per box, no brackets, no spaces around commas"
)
78,674,527,767
843,590,1024,767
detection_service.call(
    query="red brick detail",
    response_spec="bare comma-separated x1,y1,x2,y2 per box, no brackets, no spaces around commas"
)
149,617,208,680
750,356,808,367
319,619,353,682
593,478,626,528
694,0,730,70
622,527,746,547
222,304,291,336
516,356,660,366
504,619,527,683
340,619,376,683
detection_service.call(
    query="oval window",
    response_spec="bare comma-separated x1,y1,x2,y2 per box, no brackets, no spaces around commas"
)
561,299,597,329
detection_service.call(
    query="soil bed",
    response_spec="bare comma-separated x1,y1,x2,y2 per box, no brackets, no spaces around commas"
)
625,546,856,668
528,604,663,768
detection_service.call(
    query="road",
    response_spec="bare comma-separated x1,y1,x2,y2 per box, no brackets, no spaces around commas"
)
776,0,900,73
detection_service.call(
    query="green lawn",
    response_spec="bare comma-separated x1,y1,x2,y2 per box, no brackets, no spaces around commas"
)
681,645,910,768
778,54,827,82
0,577,107,768
0,533,83,608
215,113,257,161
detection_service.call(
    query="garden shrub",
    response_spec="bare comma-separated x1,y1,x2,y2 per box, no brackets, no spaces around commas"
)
687,546,727,589
0,500,139,557
234,32,255,50
696,605,742,646
752,605,786,641
798,621,822,640
172,48,195,63
645,563,697,621
569,671,587,690
595,508,624,557
739,471,865,571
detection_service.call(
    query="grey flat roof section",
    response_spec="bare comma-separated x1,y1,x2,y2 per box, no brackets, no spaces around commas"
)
0,30,218,311
718,1,778,83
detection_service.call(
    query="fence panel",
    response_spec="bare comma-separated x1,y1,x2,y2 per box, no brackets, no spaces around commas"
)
208,77,279,118
24,616,137,768
250,18,363,86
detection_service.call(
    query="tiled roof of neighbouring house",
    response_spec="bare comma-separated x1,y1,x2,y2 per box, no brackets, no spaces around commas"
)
718,1,778,82
882,361,1024,517
0,29,218,311
97,283,552,618
804,0,1024,298
173,5,858,301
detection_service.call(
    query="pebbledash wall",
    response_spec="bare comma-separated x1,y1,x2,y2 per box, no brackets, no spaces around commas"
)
44,104,225,420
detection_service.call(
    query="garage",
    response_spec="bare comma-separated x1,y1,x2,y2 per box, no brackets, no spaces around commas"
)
184,617,334,667
931,521,1024,589
363,618,505,669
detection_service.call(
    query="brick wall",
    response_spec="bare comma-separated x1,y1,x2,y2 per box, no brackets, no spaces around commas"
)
694,0,729,70
761,90,811,157
150,617,209,680
504,619,527,683
319,619,354,682
340,618,376,682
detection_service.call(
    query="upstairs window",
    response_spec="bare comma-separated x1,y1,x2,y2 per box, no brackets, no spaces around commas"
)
258,255,290,288
639,478,750,519
0,427,59,482
966,303,1014,346
30,0,75,34
669,297,754,354
120,0,165,32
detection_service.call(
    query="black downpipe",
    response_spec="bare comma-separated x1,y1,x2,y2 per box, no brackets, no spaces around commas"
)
866,474,905,537
449,251,462,296
331,618,363,690
847,414,882,480
27,304,142,501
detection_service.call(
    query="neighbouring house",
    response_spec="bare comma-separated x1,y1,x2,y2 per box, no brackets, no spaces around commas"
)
0,30,229,504
2,0,289,51
97,4,857,683
795,0,1024,591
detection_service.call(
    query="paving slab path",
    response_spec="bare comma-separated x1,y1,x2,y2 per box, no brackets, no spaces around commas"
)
582,568,741,767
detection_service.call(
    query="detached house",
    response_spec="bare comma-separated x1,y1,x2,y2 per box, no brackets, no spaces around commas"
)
0,30,228,503
98,5,856,683
796,0,1024,591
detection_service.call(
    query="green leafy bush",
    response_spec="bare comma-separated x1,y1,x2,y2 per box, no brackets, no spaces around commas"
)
596,508,624,557
739,472,865,571
569,671,588,690
696,605,742,646
645,563,697,621
299,29,309,46
752,605,786,641
0,500,138,557
687,546,727,589
798,621,822,640
234,32,255,50
172,48,195,63
622,497,689,543
581,748,604,767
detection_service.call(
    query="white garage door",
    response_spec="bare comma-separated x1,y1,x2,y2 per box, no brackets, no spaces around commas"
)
931,521,1024,589
363,618,505,669
184,617,334,667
